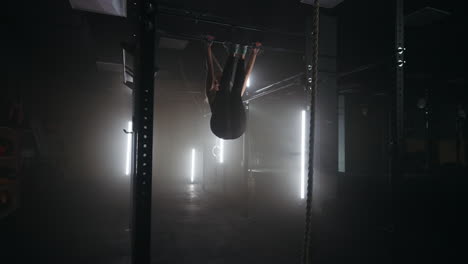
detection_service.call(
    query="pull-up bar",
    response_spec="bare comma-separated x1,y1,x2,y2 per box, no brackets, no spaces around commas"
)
158,31,304,54
158,5,305,38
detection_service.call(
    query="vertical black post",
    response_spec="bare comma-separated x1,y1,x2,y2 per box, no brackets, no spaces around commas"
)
131,1,157,264
424,88,431,171
390,0,405,196
394,0,405,179
303,2,320,262
456,106,461,166
243,102,251,217
391,0,405,262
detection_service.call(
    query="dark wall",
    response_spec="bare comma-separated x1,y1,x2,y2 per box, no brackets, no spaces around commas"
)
337,0,396,176
314,14,339,209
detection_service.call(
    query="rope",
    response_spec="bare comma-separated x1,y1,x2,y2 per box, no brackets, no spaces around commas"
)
302,1,320,264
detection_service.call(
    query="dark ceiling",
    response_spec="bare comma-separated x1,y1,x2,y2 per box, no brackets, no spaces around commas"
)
5,0,467,103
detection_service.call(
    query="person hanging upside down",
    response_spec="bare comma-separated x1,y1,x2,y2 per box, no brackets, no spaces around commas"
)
205,37,260,140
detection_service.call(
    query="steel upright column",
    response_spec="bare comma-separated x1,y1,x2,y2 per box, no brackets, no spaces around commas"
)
390,1,405,262
131,1,157,264
390,0,405,191
302,1,320,263
395,0,405,172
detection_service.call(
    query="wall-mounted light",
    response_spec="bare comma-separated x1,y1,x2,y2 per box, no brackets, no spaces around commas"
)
191,148,196,183
125,121,133,176
219,139,224,164
301,110,306,199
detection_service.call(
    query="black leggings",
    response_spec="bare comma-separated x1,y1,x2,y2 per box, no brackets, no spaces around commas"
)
210,54,246,140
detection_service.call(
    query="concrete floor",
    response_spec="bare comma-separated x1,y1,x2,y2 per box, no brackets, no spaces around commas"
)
1,162,308,264
151,183,304,264
1,162,466,264
20,156,467,264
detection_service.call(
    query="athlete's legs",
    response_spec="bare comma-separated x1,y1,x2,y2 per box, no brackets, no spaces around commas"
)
210,45,238,139
232,48,247,97
210,44,250,139
227,46,247,139
219,44,239,94
205,40,217,109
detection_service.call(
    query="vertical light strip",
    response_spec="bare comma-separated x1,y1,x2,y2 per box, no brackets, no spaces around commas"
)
246,77,251,88
301,110,306,199
125,121,133,176
219,139,224,164
191,148,195,183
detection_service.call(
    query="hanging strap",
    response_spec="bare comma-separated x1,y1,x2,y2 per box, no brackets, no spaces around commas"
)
302,1,320,264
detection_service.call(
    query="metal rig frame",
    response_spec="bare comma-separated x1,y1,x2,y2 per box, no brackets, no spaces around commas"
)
128,1,405,263
130,1,157,263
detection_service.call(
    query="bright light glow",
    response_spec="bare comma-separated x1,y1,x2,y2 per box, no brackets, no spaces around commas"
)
219,139,224,164
246,77,251,88
191,148,195,183
125,121,133,176
300,110,306,199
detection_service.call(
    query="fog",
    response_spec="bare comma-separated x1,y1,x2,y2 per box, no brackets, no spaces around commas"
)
2,1,467,264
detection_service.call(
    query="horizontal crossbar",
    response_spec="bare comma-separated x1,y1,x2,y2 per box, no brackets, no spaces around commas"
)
158,31,304,54
158,5,305,38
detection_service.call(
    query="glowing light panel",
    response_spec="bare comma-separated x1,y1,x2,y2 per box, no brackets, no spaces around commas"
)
246,77,251,88
125,121,133,176
219,139,224,164
191,148,195,183
301,110,306,199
